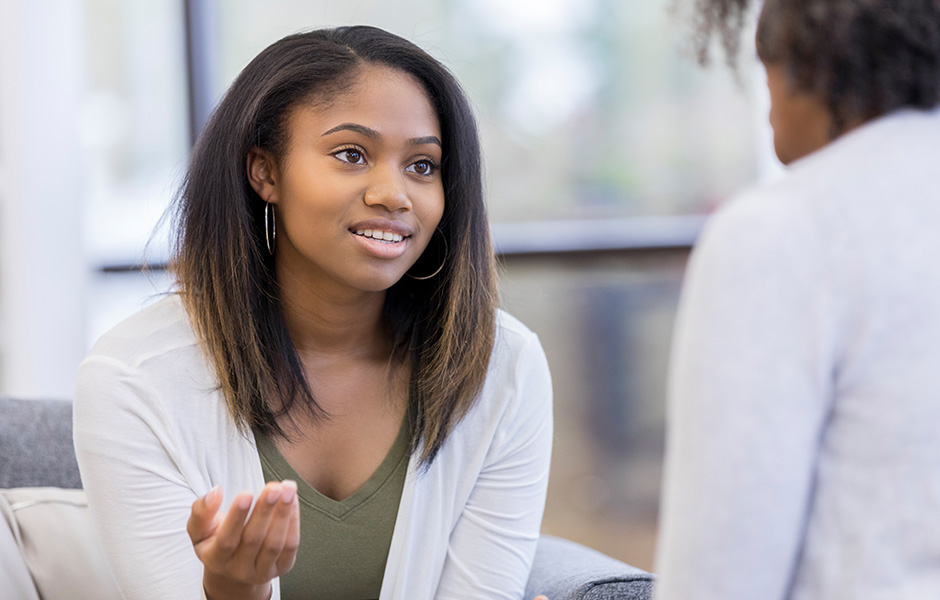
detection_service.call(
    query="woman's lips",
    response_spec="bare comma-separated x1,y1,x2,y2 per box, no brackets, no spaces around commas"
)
348,218,414,238
353,228,405,243
349,228,411,259
347,219,415,259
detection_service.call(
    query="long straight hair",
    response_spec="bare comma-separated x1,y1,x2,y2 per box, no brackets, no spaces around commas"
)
172,26,497,466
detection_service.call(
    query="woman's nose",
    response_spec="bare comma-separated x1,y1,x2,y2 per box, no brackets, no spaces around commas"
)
363,165,412,212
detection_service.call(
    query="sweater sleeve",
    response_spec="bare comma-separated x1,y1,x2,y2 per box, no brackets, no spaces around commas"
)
654,193,835,599
434,331,554,600
73,355,208,600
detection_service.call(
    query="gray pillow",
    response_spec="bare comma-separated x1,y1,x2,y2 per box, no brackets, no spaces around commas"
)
0,397,82,489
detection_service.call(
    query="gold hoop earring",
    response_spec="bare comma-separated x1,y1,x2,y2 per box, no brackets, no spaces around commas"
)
264,202,276,256
406,230,447,280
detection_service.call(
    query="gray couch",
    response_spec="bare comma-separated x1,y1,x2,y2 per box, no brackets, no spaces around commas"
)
0,397,654,599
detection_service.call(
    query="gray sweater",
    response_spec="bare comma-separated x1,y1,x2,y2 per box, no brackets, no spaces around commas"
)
655,107,940,600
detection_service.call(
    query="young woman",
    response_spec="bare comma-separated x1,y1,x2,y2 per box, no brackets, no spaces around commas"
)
657,1,940,598
73,26,553,600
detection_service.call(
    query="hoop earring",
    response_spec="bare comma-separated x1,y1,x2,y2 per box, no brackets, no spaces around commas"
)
264,202,276,256
406,230,447,280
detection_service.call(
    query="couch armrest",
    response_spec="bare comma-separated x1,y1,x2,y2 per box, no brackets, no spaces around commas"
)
525,535,655,600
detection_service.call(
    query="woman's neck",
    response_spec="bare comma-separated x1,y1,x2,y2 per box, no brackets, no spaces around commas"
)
276,269,390,361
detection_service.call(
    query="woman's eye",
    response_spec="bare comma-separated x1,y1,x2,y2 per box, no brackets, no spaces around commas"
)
335,149,364,164
408,160,436,176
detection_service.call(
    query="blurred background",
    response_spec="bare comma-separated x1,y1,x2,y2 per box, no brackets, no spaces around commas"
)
0,0,778,570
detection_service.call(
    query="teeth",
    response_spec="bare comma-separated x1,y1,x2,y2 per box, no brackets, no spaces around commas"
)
354,229,404,243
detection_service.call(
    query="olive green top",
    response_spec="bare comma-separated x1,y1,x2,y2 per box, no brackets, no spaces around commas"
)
256,418,410,600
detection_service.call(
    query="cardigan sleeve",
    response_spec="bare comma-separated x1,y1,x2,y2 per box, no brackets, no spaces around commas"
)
73,355,210,600
434,330,554,599
654,193,836,599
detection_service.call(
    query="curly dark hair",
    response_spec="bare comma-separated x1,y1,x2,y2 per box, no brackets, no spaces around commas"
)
688,0,940,132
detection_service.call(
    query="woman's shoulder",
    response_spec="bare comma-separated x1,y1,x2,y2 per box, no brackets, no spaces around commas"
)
494,308,537,340
75,294,222,425
493,309,544,364
438,309,550,457
483,309,551,403
83,294,200,370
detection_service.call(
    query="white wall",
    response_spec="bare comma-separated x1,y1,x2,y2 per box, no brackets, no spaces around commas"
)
0,0,88,398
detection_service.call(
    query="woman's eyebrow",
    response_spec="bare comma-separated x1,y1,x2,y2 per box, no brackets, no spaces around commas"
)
409,136,442,148
321,122,379,138
321,123,441,148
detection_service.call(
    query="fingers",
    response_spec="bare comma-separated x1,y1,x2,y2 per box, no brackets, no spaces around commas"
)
187,485,223,545
254,480,299,577
210,490,255,561
231,482,282,574
189,480,301,586
533,596,550,600
276,490,301,574
227,481,299,582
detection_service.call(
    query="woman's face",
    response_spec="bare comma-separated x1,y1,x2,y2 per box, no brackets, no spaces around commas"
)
250,64,445,296
763,61,834,165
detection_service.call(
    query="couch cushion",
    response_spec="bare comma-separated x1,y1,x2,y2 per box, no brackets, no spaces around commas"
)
0,397,82,489
525,535,655,600
1,488,121,600
0,492,41,600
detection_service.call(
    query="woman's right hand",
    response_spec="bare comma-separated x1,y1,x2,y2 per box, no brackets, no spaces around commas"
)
187,481,300,600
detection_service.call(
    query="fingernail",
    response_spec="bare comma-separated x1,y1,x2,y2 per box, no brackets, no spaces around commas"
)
281,480,296,503
266,483,282,504
237,493,252,510
204,485,220,506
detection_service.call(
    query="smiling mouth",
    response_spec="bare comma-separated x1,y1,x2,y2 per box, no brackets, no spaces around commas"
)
353,229,407,243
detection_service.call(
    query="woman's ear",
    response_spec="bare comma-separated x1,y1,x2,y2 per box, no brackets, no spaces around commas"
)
246,148,279,203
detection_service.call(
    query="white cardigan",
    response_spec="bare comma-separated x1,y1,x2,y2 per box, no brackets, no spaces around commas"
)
73,295,553,600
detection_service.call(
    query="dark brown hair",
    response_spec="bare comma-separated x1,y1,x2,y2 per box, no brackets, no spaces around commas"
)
172,26,497,466
686,0,940,132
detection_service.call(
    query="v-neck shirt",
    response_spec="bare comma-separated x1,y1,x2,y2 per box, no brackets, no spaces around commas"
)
255,416,410,600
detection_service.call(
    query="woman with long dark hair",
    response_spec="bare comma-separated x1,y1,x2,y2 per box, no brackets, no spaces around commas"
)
657,1,940,598
74,26,552,600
